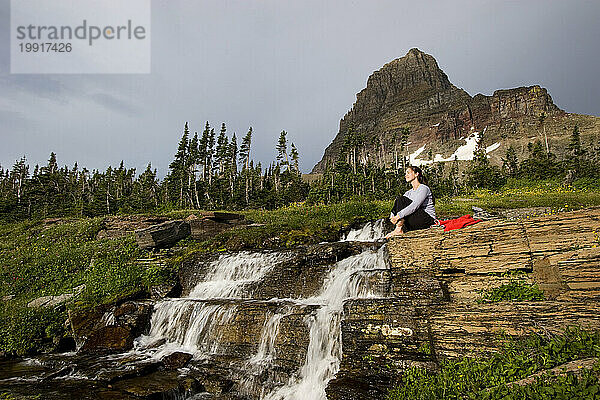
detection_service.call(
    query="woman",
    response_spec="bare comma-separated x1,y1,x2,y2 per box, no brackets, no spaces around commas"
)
385,165,436,239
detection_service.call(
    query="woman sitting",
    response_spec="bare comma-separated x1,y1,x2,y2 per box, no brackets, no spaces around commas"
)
385,165,436,239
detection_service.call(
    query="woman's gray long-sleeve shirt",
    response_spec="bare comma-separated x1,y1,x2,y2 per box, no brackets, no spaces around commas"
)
391,184,436,220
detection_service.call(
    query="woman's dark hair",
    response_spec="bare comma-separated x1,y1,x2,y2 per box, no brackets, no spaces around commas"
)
407,165,435,205
407,165,427,185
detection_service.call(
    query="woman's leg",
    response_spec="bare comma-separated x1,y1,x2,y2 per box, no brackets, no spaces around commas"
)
387,196,412,238
404,209,435,232
385,218,405,238
391,195,412,216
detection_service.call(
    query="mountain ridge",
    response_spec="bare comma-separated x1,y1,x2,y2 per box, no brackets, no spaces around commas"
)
311,48,599,173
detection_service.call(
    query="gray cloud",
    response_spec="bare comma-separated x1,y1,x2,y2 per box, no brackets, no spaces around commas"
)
0,75,69,101
0,109,36,129
89,93,140,116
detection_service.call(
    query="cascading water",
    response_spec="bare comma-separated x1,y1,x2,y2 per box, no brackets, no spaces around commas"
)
0,220,389,400
263,245,388,400
342,219,386,242
143,219,388,399
249,308,292,367
137,251,287,357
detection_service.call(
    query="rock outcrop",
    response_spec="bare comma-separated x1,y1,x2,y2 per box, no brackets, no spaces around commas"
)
312,48,599,173
134,212,247,249
326,207,600,399
69,300,154,352
135,220,191,250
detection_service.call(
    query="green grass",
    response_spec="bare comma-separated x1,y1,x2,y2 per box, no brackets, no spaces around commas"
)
0,218,176,355
435,178,600,217
167,199,393,260
479,277,545,303
387,327,600,400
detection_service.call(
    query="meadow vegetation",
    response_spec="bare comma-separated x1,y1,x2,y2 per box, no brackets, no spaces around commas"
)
387,327,600,400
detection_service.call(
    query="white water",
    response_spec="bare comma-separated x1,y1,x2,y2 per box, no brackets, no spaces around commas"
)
249,308,292,367
264,246,388,400
137,220,389,399
342,218,386,242
190,251,286,299
137,251,286,356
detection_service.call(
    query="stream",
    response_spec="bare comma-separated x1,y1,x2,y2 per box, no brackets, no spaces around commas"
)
0,220,389,399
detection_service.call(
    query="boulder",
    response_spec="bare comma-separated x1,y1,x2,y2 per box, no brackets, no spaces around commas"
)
135,220,190,250
69,300,153,352
97,215,169,240
80,326,134,352
161,351,193,370
27,285,85,308
189,212,246,241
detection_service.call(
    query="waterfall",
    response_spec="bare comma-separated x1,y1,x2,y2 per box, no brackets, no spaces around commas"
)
138,219,389,399
264,245,388,400
138,251,286,356
342,219,386,242
249,308,292,367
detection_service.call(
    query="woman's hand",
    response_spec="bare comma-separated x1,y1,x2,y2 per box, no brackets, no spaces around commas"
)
390,214,400,225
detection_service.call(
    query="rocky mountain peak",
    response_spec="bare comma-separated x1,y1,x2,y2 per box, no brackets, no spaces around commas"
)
310,49,595,174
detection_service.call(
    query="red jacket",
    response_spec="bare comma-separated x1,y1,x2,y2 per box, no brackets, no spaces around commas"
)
437,215,482,232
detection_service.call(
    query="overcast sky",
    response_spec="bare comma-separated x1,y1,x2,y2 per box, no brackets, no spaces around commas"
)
1,0,599,176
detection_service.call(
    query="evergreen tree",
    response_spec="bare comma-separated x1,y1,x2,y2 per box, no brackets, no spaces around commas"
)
465,135,505,190
239,127,253,204
215,123,229,176
290,143,300,173
239,127,252,170
189,132,200,207
276,130,289,170
501,145,519,178
227,133,238,197
168,122,190,207
520,140,561,180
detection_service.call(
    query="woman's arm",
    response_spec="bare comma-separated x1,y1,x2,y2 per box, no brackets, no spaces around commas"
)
394,187,428,220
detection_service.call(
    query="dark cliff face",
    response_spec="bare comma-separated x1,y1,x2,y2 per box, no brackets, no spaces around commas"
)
311,48,578,173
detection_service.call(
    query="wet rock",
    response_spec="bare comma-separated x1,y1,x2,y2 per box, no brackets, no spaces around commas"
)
135,220,191,250
80,326,134,352
161,351,193,370
150,281,181,299
111,371,203,399
53,336,76,353
253,241,379,299
138,337,166,350
95,357,161,383
70,300,153,352
178,241,377,299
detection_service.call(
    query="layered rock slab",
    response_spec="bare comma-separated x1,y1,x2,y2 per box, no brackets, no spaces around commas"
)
327,207,600,399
